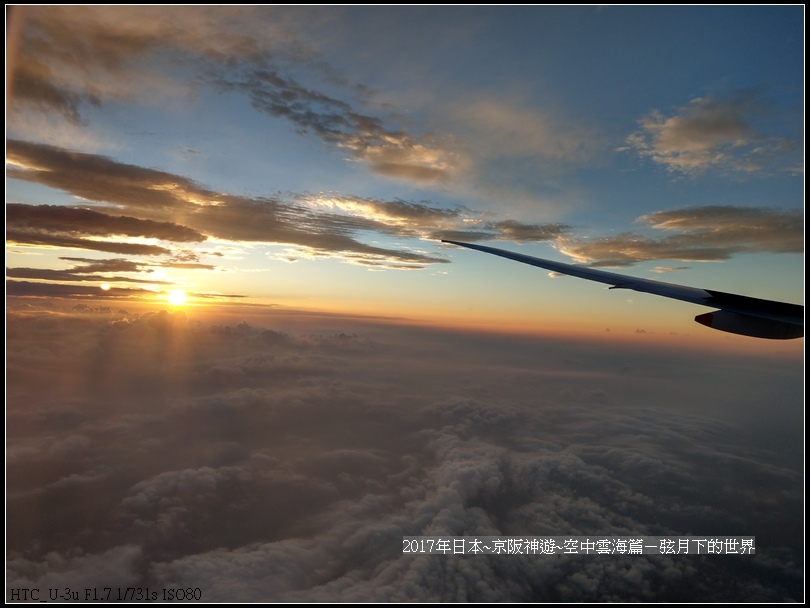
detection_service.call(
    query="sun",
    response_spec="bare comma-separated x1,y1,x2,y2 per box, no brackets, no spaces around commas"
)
167,289,187,306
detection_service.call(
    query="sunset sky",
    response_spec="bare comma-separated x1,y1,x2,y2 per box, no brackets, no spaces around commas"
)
6,6,804,341
6,6,805,602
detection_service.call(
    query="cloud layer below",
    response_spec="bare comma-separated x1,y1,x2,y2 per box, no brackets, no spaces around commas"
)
6,305,803,601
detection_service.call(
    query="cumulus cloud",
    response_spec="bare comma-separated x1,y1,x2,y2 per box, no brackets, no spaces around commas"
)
558,206,803,266
6,305,803,601
625,93,799,175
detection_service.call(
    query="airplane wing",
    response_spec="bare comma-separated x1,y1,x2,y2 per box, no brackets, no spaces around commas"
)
441,240,804,340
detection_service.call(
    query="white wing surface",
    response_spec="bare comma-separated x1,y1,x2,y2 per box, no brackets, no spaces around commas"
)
442,240,804,340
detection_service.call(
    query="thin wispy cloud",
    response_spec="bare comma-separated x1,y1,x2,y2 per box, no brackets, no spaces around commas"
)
6,257,219,290
625,93,799,175
58,257,217,272
308,196,570,243
219,69,460,184
7,203,206,242
8,139,577,294
558,206,803,266
11,6,460,185
9,7,306,122
6,281,149,299
9,4,609,210
6,230,175,257
7,140,450,271
7,137,801,297
6,267,170,286
455,97,601,166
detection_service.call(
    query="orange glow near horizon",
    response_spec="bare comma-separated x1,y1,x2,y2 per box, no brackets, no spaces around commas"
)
6,292,802,359
178,296,804,359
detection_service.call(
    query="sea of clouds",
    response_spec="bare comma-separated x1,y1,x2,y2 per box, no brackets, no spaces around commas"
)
6,305,803,601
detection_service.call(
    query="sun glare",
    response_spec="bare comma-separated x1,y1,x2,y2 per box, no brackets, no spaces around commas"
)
167,289,187,306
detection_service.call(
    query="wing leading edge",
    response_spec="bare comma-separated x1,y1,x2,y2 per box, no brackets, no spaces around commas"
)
441,240,804,340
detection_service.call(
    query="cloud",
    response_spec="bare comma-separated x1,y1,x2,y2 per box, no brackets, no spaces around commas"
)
8,139,569,283
7,139,449,270
7,137,800,301
310,195,570,243
650,266,691,274
5,254,217,287
456,97,600,165
9,7,303,121
558,206,803,266
487,219,569,243
6,257,223,300
6,203,205,259
625,93,799,175
59,257,217,272
219,69,460,184
9,6,603,201
10,7,460,185
6,280,150,299
6,306,803,601
6,267,171,286
9,138,799,291
6,230,174,256
58,258,149,273
7,203,206,242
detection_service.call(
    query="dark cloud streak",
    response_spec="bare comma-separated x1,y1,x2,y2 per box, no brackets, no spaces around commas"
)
8,203,206,242
6,229,173,256
9,139,800,282
7,139,449,268
5,280,147,299
8,139,569,272
6,267,174,287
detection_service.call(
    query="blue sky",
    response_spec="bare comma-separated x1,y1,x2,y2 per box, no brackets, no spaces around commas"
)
6,6,804,339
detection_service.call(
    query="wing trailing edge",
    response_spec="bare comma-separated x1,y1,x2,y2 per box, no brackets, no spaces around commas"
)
441,240,804,340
